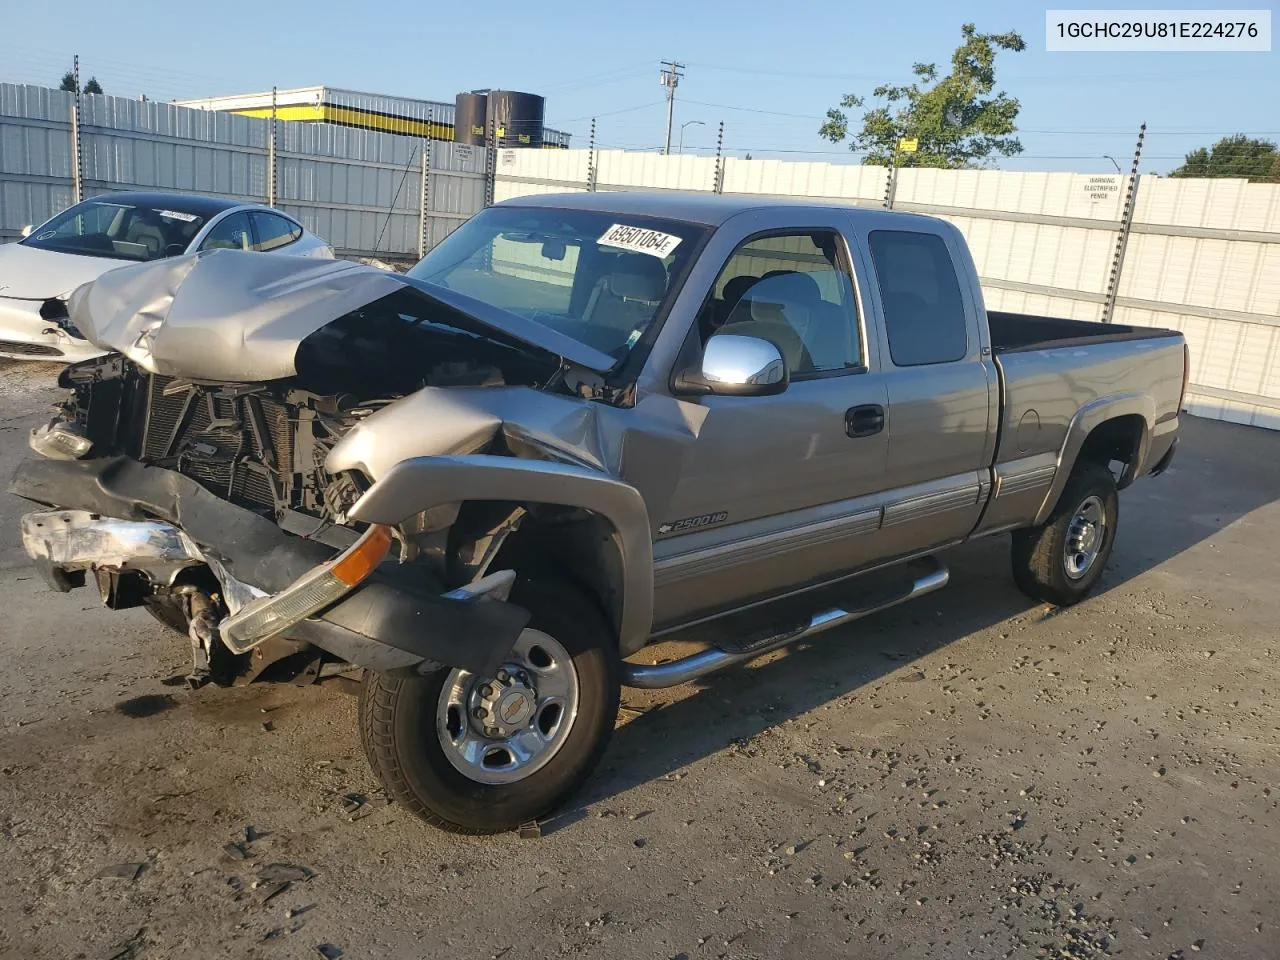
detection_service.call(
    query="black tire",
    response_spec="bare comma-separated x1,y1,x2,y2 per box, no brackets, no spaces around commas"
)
1011,460,1119,606
358,576,620,834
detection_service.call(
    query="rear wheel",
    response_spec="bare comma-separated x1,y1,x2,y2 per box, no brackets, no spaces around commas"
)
359,576,620,834
1011,460,1118,606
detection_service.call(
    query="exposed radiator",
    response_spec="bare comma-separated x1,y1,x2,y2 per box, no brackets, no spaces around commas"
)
141,375,296,515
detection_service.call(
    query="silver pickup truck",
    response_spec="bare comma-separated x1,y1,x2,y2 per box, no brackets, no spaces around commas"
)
10,192,1186,834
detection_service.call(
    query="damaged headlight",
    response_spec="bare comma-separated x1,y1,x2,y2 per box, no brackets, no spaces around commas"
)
218,524,394,653
29,419,93,460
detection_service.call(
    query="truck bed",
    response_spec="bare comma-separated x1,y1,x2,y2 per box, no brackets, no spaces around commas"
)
988,311,1182,353
975,312,1186,536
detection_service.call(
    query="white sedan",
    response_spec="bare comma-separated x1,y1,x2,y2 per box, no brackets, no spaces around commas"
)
0,191,334,361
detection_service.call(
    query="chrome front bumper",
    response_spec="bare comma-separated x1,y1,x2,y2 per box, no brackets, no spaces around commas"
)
21,508,269,608
21,509,205,588
20,509,392,653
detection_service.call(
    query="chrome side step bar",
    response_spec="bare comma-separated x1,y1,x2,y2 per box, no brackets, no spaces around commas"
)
620,559,950,689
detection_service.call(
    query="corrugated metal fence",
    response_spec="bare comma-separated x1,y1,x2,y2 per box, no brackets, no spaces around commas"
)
496,148,1280,430
3,81,1277,431
0,83,484,259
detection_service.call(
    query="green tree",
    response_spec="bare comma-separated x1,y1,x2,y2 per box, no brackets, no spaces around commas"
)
57,72,103,95
1168,135,1279,181
819,23,1026,168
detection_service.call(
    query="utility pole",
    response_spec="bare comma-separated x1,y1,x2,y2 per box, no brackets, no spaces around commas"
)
659,59,684,155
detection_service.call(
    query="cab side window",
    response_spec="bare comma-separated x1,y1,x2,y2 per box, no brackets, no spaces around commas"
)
702,231,862,378
868,230,968,367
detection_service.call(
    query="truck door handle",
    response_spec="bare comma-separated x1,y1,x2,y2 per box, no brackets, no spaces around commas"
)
845,404,885,438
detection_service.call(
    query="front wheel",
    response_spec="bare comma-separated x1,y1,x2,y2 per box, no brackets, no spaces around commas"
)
1011,460,1119,606
359,577,620,834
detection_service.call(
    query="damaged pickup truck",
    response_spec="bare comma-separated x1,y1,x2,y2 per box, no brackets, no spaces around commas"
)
10,192,1187,833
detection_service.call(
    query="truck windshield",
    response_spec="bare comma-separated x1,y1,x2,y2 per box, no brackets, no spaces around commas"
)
407,206,706,359
21,198,207,262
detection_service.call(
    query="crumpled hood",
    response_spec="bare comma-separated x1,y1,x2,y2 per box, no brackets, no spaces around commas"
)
0,241,128,300
66,248,619,382
67,249,405,381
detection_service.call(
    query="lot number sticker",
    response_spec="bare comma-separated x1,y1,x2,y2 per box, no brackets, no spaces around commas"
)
598,224,682,258
157,209,200,222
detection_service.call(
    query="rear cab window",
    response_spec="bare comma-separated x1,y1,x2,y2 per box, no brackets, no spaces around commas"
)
867,230,968,367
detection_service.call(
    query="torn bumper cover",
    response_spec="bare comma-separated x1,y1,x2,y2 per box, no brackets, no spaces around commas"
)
9,455,530,676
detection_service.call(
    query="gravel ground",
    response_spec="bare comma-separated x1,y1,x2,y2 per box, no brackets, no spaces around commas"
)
1,357,1278,960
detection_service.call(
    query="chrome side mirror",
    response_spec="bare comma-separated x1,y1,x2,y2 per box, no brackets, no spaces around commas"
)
673,333,789,397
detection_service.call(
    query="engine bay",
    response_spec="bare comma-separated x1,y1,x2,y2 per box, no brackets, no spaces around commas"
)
54,289,564,525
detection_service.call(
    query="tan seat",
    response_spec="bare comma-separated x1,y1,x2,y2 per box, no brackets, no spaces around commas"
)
582,254,668,336
719,271,823,373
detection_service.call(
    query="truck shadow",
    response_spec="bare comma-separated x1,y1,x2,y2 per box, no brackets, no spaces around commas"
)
567,414,1280,820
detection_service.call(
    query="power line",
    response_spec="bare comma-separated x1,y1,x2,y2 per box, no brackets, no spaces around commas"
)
0,44,230,86
0,47,233,99
556,101,667,124
686,58,1257,85
682,98,825,120
539,61,653,90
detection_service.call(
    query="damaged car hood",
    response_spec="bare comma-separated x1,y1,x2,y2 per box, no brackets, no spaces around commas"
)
67,249,617,381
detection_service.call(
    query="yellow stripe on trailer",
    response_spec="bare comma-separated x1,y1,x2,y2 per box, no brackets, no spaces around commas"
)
226,101,564,147
232,104,327,122
321,104,453,140
229,103,453,140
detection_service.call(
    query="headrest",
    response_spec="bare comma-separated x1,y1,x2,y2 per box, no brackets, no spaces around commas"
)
608,253,667,302
761,270,821,302
722,275,758,309
746,271,820,322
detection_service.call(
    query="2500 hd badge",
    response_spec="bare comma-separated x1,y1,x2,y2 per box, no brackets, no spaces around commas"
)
658,511,729,535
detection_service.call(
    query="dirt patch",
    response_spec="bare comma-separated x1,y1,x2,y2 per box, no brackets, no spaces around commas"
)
115,694,178,718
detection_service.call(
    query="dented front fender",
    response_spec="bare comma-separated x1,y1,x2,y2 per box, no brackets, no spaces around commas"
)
347,454,655,656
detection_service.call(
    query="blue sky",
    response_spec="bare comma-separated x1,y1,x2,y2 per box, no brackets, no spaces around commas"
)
3,0,1276,173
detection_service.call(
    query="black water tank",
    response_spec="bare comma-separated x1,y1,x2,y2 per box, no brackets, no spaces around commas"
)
486,90,545,148
454,91,488,145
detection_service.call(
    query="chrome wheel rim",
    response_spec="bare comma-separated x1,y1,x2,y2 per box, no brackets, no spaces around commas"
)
1064,495,1106,580
436,629,579,785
